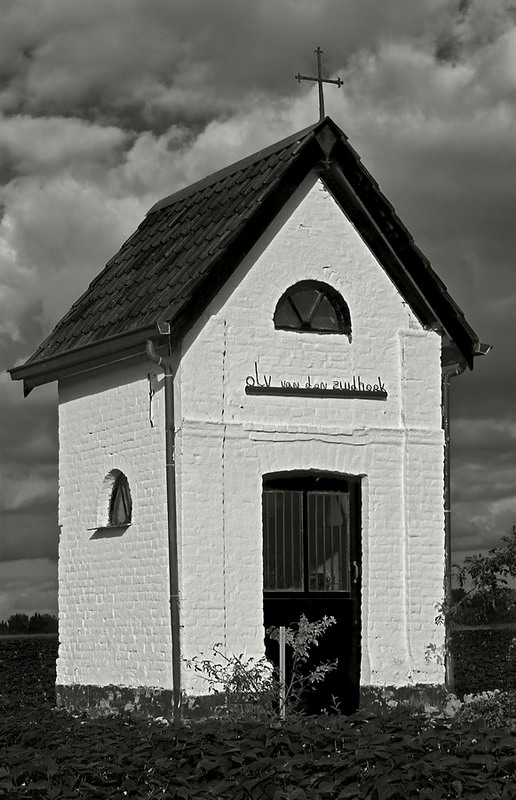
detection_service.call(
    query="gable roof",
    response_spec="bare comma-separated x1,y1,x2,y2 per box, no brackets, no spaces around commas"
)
10,116,482,394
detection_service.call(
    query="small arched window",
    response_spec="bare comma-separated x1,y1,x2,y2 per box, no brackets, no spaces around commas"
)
109,472,132,526
274,281,351,335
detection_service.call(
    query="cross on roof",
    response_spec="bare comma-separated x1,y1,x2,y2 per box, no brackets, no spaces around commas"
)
295,47,343,120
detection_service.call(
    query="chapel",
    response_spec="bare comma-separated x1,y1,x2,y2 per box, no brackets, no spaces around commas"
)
10,113,487,719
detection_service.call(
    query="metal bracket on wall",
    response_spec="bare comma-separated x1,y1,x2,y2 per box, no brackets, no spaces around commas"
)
147,372,156,427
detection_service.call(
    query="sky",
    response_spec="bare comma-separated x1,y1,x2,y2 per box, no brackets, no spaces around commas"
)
0,0,515,620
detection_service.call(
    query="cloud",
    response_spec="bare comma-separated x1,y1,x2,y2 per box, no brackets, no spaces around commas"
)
0,372,57,547
0,559,57,621
451,418,516,554
452,496,516,555
0,1,470,127
0,113,129,180
452,422,516,501
1,472,56,513
0,178,147,343
0,0,515,615
0,230,40,342
0,508,58,563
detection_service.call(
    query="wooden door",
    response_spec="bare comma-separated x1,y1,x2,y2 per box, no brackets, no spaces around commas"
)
262,474,361,714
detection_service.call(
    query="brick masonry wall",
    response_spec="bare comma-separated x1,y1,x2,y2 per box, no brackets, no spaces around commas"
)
57,175,445,700
177,176,445,694
57,363,172,689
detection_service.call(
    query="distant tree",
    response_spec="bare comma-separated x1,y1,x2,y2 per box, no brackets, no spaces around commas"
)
8,613,30,633
449,525,516,625
28,612,42,632
0,612,58,635
37,613,58,633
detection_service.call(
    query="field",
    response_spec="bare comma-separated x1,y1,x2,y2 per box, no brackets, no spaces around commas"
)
0,634,515,799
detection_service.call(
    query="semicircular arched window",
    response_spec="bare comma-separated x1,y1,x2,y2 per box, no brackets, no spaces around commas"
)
109,472,132,527
274,281,351,335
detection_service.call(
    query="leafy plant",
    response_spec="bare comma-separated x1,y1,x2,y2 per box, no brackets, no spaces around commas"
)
508,637,516,689
443,525,516,626
432,525,516,695
2,637,516,798
457,690,516,729
185,614,337,719
267,613,337,715
452,628,516,696
185,646,276,718
424,641,445,666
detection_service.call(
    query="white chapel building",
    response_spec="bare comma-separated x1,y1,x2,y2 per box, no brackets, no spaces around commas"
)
10,116,486,718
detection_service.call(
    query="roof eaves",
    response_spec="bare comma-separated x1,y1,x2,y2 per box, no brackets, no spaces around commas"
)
9,324,165,394
313,126,479,366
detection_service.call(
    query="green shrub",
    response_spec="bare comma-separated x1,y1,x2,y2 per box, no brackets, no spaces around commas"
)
185,646,276,718
185,614,336,719
457,690,516,729
451,628,516,695
448,525,516,626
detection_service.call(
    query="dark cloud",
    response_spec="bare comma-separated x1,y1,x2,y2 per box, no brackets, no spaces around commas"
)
0,1,471,127
1,0,515,610
0,506,58,562
0,559,57,620
0,375,58,561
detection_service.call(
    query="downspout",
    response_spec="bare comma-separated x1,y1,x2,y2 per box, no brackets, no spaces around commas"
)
441,360,466,692
146,337,181,723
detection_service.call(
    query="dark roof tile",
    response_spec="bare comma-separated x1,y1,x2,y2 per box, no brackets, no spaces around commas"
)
11,117,481,387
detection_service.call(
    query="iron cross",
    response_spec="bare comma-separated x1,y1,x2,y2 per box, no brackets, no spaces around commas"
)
295,47,343,120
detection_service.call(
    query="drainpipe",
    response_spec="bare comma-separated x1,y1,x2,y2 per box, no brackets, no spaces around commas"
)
146,336,181,723
441,360,465,692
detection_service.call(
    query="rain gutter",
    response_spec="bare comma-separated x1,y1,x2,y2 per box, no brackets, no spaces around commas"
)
441,360,466,692
146,332,181,723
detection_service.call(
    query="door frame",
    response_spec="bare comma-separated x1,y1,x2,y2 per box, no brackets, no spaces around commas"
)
262,469,362,709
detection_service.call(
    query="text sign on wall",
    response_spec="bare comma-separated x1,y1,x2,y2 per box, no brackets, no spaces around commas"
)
244,363,387,400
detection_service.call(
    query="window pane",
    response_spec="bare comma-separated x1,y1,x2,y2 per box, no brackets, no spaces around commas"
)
307,492,350,591
263,490,303,591
274,296,303,329
310,295,340,331
110,478,131,525
274,283,351,335
291,288,321,323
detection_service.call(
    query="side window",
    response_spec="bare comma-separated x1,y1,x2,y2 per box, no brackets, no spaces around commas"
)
109,473,132,526
274,280,351,336
97,469,132,529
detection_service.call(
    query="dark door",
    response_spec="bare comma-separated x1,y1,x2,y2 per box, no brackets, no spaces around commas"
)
263,473,361,714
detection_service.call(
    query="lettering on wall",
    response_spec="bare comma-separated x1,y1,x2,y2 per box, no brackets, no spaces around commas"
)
245,362,387,399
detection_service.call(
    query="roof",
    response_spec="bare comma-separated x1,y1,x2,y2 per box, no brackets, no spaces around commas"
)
10,116,482,394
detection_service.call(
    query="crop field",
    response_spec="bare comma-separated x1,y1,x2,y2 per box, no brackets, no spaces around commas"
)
0,634,515,799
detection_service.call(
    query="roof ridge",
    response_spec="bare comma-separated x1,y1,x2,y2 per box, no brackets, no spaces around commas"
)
9,114,481,391
147,118,326,215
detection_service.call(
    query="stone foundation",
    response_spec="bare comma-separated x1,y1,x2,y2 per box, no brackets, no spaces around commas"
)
56,682,456,720
360,684,457,715
56,684,173,719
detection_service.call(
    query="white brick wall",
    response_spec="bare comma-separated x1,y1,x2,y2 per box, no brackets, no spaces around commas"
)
57,175,445,699
177,177,445,693
57,364,172,688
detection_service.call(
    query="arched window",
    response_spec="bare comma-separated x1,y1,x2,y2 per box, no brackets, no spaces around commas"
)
109,472,132,526
96,469,132,531
274,281,351,335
